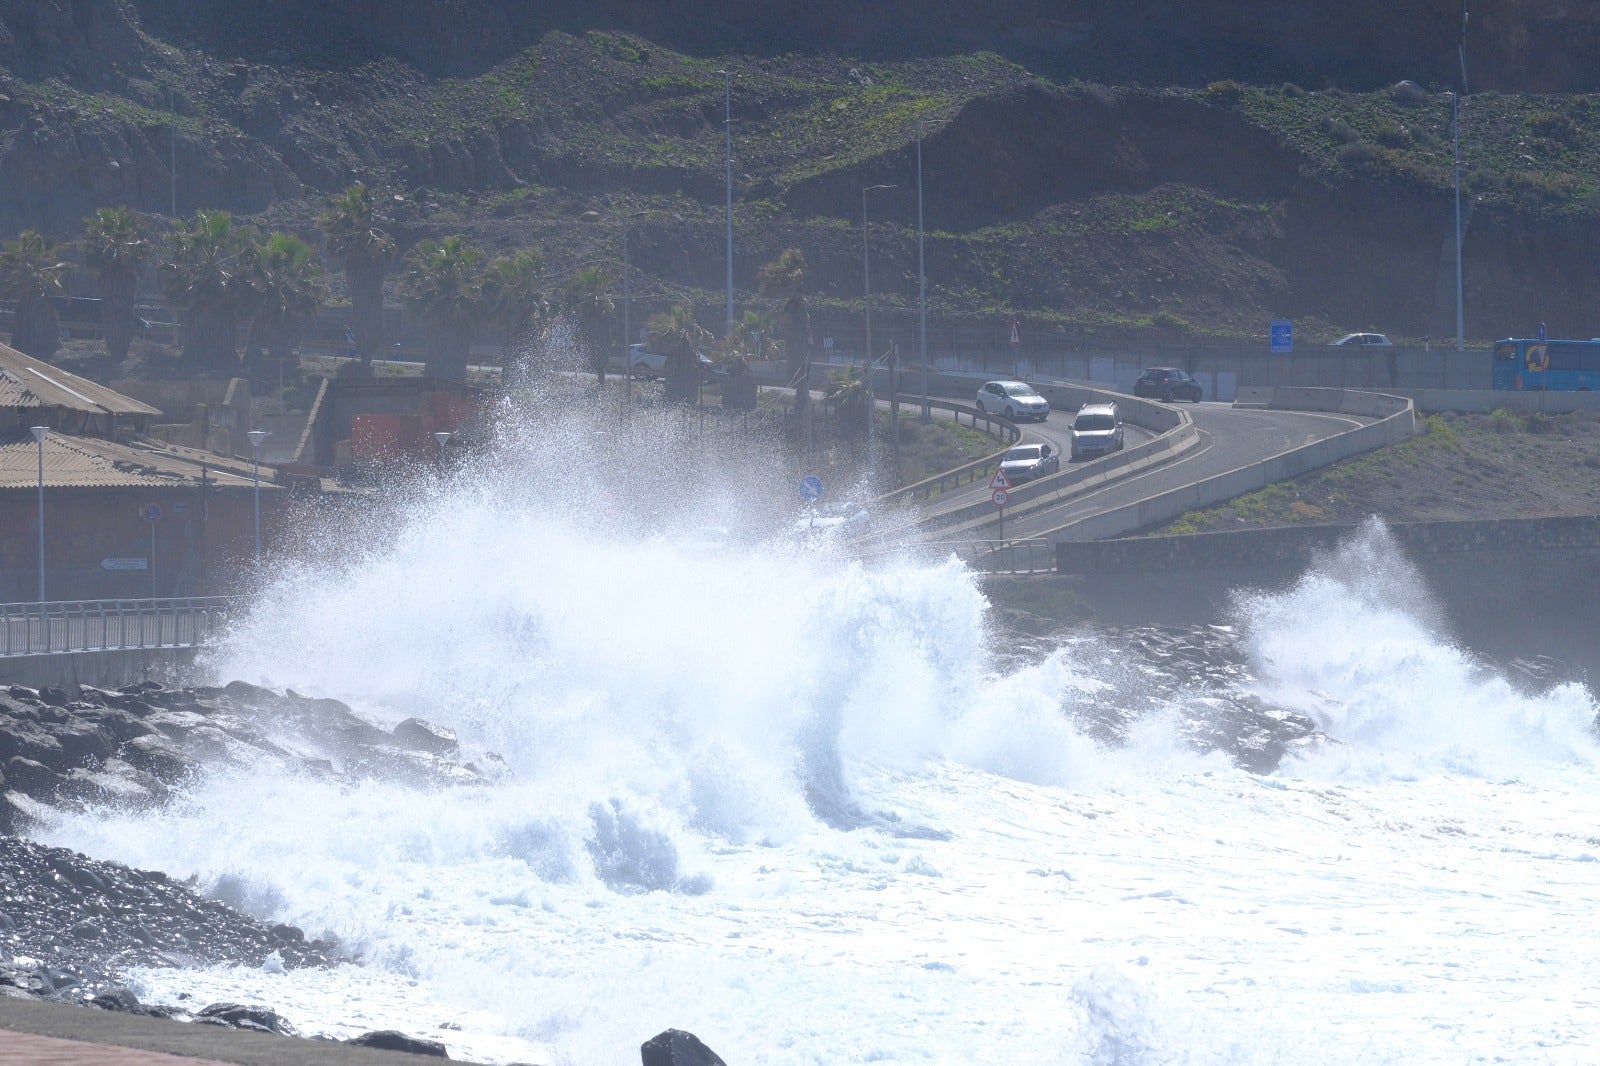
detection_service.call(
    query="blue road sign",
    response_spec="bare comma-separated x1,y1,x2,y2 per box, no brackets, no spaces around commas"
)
1270,319,1293,354
1538,321,1547,343
799,475,824,502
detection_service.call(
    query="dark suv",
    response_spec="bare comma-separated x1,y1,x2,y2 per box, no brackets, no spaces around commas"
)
1133,367,1203,402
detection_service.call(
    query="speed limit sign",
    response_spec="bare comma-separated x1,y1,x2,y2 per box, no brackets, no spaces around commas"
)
992,488,1008,508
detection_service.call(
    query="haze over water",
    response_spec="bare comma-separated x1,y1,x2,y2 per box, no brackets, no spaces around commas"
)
37,401,1600,1065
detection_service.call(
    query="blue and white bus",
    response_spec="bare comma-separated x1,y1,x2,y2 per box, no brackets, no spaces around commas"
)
1492,337,1600,391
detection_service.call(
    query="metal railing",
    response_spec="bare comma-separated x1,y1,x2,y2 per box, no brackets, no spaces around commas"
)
0,597,236,658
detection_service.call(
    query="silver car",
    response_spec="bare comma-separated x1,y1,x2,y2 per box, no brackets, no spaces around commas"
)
998,442,1060,482
975,380,1050,422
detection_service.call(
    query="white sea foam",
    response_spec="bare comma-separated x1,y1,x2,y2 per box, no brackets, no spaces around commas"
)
35,409,1600,1064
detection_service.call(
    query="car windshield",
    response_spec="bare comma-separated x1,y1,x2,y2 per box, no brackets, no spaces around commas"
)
1003,384,1039,397
1004,446,1042,461
1075,414,1116,431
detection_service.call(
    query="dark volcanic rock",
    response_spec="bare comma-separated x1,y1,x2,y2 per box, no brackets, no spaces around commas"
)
392,717,459,756
0,835,342,1007
348,1029,450,1057
641,1028,727,1066
197,1001,299,1036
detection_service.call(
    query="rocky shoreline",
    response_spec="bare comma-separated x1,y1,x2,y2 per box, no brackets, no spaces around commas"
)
0,679,511,1060
0,678,736,1064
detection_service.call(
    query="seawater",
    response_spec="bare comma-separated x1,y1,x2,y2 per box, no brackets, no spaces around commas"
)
35,403,1600,1065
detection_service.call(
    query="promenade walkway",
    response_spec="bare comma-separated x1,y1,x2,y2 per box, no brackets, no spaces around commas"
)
0,997,475,1066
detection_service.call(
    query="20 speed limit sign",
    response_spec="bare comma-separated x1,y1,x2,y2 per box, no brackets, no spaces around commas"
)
992,488,1009,508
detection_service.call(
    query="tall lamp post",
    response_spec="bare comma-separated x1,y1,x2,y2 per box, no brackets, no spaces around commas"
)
720,69,735,339
862,183,896,472
1450,89,1464,352
916,124,931,422
247,429,267,565
1453,4,1469,352
30,426,47,602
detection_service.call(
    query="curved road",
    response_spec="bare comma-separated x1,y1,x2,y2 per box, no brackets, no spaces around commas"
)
912,397,1370,540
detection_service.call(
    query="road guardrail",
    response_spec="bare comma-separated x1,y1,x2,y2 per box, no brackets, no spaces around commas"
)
0,598,236,658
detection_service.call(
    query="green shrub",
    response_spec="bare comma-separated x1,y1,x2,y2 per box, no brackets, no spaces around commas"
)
1525,110,1577,145
1204,80,1241,103
1488,407,1522,433
1373,119,1412,147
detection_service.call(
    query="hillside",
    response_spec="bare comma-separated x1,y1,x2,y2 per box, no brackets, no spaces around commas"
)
5,3,1600,342
1153,410,1600,535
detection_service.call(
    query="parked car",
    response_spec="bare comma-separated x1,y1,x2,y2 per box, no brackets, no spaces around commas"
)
1132,367,1204,402
975,380,1050,421
1070,403,1124,460
998,442,1060,482
630,344,720,380
1330,332,1393,347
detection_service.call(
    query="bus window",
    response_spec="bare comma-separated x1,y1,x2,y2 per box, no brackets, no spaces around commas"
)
1582,348,1600,372
1548,345,1581,372
1494,342,1518,361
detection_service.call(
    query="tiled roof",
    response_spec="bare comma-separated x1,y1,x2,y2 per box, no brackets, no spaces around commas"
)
0,343,162,416
0,431,266,491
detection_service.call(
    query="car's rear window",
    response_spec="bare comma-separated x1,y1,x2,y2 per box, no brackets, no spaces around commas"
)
1005,446,1042,461
1075,414,1116,431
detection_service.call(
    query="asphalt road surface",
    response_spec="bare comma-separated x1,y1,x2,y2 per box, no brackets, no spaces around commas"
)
926,400,1370,539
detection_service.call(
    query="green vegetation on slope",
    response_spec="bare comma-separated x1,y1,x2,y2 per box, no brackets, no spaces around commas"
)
1155,411,1600,535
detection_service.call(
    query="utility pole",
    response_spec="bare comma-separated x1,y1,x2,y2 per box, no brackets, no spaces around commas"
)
721,69,735,339
917,124,930,422
862,183,896,477
1454,4,1469,352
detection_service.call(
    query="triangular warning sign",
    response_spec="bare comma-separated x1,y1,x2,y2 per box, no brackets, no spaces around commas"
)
989,467,1012,491
1010,319,1021,345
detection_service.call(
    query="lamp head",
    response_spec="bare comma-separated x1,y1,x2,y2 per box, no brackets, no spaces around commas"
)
247,429,268,447
433,431,452,447
29,425,47,443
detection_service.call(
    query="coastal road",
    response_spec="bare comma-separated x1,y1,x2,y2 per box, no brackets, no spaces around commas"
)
923,399,1371,540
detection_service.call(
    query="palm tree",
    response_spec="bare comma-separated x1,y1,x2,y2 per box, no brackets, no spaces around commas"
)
725,308,778,362
562,266,615,384
823,366,869,440
646,301,712,404
0,230,70,357
162,210,255,372
318,182,394,374
400,235,484,382
481,249,547,387
759,247,812,441
245,232,328,370
82,207,153,362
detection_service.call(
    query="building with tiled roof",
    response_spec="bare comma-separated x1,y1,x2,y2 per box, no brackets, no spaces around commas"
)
0,344,281,602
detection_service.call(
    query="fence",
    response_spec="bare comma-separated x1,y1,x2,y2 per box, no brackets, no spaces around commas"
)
0,597,235,658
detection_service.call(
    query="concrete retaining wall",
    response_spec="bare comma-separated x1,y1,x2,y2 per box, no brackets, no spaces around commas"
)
0,647,206,688
1053,387,1416,542
1056,514,1600,575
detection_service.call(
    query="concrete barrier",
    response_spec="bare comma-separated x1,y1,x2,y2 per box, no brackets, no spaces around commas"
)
1048,387,1417,543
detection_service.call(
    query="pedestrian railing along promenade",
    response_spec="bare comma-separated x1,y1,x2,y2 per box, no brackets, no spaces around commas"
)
0,598,236,658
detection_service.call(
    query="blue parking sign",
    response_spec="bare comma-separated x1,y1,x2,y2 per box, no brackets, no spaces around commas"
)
1270,319,1293,354
799,475,823,502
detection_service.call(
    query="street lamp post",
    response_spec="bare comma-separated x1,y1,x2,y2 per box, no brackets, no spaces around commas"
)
1453,6,1469,352
433,430,451,474
917,124,931,422
30,426,46,602
1450,89,1464,352
247,429,267,565
721,69,735,339
862,183,896,472
622,217,633,404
